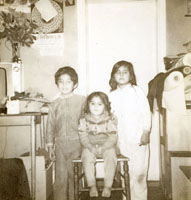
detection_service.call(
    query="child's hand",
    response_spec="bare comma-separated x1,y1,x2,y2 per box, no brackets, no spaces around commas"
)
140,131,150,146
95,145,103,157
89,145,97,155
48,146,55,161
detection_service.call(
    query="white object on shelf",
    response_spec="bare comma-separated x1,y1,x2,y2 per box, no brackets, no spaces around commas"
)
6,100,20,114
0,62,24,98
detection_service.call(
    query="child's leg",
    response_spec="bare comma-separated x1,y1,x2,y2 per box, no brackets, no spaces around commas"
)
67,142,82,200
81,148,96,187
57,139,81,200
54,143,68,200
129,145,149,200
81,148,98,197
102,148,117,197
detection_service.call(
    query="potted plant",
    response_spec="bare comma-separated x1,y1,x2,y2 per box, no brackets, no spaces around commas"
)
0,8,38,62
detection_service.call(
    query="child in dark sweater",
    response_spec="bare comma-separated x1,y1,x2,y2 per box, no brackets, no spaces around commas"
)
46,66,85,200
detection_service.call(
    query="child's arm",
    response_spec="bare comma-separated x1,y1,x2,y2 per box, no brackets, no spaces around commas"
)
140,130,150,146
136,87,151,145
48,146,55,161
100,116,118,154
79,96,86,118
46,106,56,160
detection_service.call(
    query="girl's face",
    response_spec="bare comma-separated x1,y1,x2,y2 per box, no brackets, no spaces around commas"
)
57,74,75,96
89,96,105,117
114,66,130,86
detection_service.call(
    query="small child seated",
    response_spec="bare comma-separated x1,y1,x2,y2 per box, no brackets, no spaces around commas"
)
78,91,118,198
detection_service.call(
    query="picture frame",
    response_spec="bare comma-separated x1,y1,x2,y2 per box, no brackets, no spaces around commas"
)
31,0,64,34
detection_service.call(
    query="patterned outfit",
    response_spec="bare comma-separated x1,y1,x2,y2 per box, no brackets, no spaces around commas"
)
109,84,151,200
46,93,85,200
78,112,118,188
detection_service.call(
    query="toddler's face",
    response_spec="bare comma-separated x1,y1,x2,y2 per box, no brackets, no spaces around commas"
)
114,66,130,86
89,96,105,117
57,74,75,96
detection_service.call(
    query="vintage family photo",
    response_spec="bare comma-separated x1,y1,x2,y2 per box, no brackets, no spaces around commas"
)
0,0,191,200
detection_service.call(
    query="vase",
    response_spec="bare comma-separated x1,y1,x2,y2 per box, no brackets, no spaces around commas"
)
11,42,21,63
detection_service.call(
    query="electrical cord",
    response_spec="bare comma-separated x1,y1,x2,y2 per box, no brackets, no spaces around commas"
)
2,127,8,159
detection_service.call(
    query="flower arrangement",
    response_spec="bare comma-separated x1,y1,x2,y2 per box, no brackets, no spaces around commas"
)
0,8,38,47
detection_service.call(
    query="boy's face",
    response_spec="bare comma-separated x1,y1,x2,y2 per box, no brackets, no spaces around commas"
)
57,74,75,96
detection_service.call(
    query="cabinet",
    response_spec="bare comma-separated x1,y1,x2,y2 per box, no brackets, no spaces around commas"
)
160,103,191,200
0,112,49,200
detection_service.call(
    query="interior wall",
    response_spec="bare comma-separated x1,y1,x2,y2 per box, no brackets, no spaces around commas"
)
87,0,158,95
166,0,191,55
0,4,79,101
0,3,79,158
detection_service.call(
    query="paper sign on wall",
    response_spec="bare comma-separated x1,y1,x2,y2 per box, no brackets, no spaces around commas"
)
32,33,64,56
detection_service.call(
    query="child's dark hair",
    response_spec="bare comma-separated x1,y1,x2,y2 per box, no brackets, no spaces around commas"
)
54,66,78,85
109,60,137,91
84,91,111,115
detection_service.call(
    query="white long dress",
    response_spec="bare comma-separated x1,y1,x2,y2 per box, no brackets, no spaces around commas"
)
109,84,151,200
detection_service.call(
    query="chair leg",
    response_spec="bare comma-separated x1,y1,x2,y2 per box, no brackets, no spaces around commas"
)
74,162,79,200
73,158,130,200
123,161,131,200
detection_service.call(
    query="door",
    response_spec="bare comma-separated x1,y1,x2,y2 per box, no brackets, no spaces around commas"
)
86,0,157,94
85,0,160,180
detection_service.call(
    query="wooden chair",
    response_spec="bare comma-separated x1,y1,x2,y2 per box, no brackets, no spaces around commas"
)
72,154,131,200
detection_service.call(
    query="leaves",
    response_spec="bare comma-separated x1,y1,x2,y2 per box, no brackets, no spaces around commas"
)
0,8,38,47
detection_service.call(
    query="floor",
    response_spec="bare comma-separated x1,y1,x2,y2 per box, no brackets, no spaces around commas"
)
89,181,167,200
89,182,166,200
48,181,166,200
148,181,166,200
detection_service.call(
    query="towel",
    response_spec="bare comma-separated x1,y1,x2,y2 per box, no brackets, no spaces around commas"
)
163,71,186,114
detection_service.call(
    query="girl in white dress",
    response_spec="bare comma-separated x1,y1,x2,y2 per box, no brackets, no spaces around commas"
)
108,60,151,200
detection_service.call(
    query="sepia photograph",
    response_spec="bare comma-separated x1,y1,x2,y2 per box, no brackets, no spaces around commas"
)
0,0,191,200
